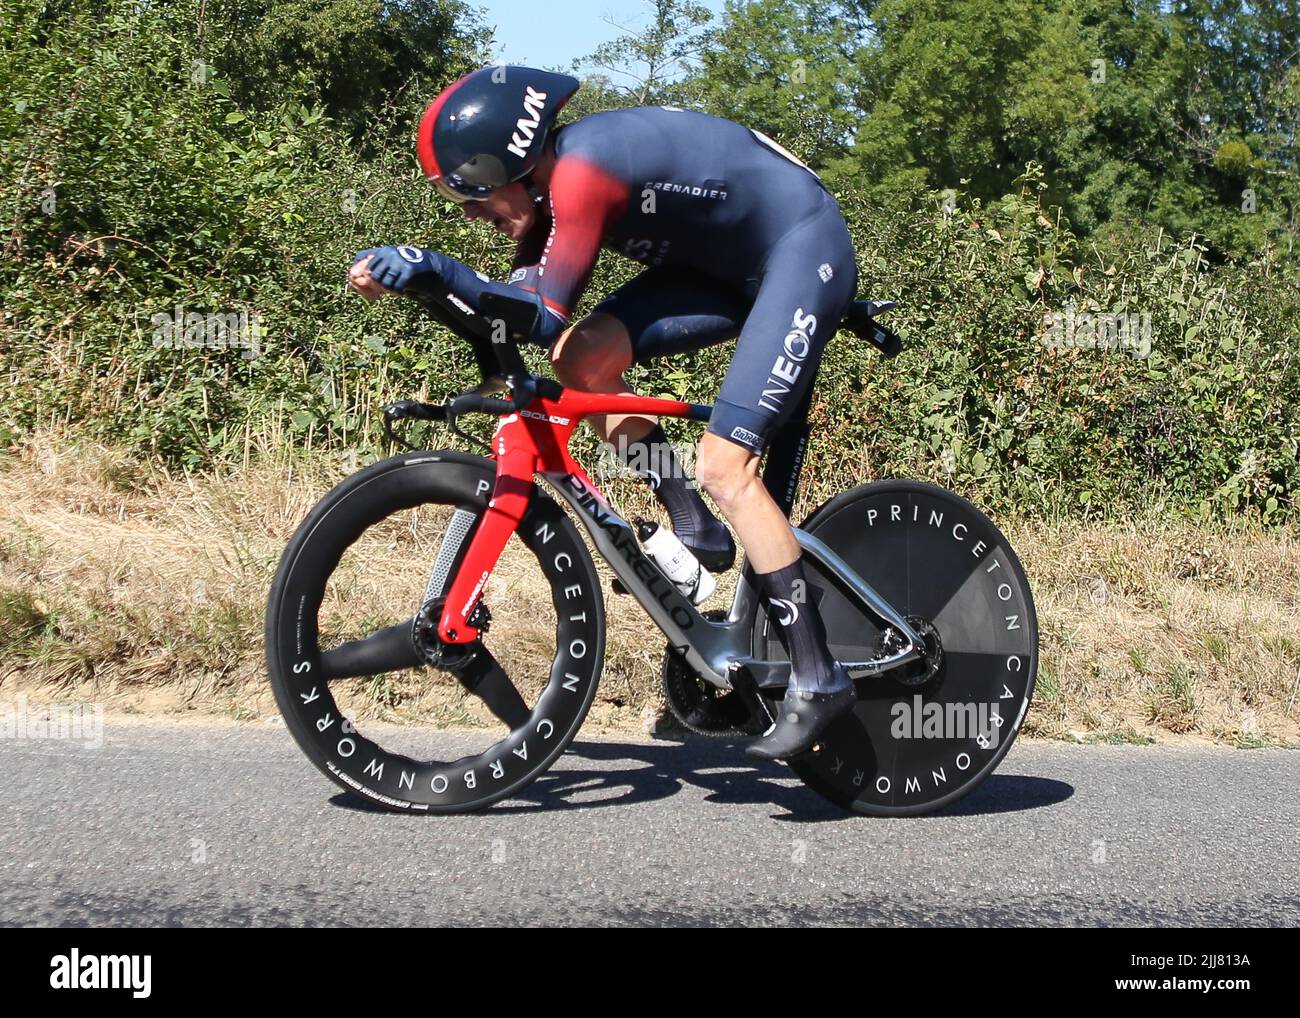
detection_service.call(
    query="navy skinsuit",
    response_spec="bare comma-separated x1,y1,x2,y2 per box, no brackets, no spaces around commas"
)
429,106,858,453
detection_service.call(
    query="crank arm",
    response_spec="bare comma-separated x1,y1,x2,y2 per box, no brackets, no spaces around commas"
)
841,645,922,680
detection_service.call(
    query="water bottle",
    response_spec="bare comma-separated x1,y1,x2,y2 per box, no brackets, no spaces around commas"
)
636,519,716,605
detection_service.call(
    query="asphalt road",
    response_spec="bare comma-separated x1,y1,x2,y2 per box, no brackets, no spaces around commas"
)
1,721,1296,926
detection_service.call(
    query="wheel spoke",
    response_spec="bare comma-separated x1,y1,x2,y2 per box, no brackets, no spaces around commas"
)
320,620,423,680
268,460,604,812
454,644,532,729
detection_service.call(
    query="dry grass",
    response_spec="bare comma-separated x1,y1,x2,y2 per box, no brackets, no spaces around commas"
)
1008,518,1300,745
0,436,674,735
1,437,1297,746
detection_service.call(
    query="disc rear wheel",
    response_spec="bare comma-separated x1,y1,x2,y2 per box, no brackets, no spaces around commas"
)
754,480,1038,816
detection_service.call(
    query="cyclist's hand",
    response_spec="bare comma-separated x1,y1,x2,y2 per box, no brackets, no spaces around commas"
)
348,252,390,301
348,246,440,299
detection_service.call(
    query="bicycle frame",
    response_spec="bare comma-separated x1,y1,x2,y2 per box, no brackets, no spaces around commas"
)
434,382,923,689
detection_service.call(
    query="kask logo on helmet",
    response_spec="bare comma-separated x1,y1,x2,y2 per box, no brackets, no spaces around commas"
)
506,87,550,159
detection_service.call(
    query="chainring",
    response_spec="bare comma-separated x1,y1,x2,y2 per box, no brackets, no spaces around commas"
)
661,611,775,737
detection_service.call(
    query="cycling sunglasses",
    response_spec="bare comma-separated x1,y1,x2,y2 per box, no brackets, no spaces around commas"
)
431,176,493,205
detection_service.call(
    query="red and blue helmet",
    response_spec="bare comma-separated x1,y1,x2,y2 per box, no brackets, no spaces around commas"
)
417,65,581,203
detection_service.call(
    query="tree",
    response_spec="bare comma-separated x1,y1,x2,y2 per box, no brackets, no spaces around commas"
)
689,0,866,169
208,0,490,137
833,0,1094,201
1067,0,1299,260
572,0,713,108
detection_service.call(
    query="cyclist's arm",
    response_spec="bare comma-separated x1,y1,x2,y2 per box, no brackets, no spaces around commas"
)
358,158,627,348
411,251,555,344
507,156,630,343
355,245,561,347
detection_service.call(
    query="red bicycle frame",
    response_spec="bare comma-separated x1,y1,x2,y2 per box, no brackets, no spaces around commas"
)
435,388,701,644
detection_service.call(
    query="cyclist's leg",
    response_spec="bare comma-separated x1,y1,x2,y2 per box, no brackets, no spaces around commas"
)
550,267,747,567
548,312,645,443
693,201,859,753
698,202,857,562
549,266,745,444
705,216,857,464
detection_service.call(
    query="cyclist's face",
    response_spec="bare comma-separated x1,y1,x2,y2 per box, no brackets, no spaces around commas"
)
461,182,535,240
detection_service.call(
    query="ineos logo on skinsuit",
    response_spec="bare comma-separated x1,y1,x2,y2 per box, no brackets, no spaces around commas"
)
758,307,817,414
397,246,424,262
506,87,549,159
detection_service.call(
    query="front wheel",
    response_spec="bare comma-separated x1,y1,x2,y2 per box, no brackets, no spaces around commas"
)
755,480,1038,816
265,450,606,813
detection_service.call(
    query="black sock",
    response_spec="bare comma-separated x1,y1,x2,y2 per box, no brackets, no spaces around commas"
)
757,556,846,694
619,423,731,556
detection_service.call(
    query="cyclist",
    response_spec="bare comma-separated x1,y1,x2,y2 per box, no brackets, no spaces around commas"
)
349,66,859,760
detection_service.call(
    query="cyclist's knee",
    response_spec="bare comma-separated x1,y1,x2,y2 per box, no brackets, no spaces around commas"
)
695,433,760,511
548,312,631,390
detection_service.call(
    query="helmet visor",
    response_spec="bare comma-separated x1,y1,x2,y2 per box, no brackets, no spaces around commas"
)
431,175,492,205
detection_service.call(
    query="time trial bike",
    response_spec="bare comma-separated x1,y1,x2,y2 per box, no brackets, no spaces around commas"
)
265,284,1038,815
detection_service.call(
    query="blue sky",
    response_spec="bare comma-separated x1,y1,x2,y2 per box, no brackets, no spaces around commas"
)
475,0,729,73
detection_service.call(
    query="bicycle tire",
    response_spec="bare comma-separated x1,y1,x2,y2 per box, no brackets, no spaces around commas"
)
266,450,605,813
756,479,1038,816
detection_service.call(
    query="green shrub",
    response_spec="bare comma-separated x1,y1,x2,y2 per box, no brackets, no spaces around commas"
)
2,1,1297,523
